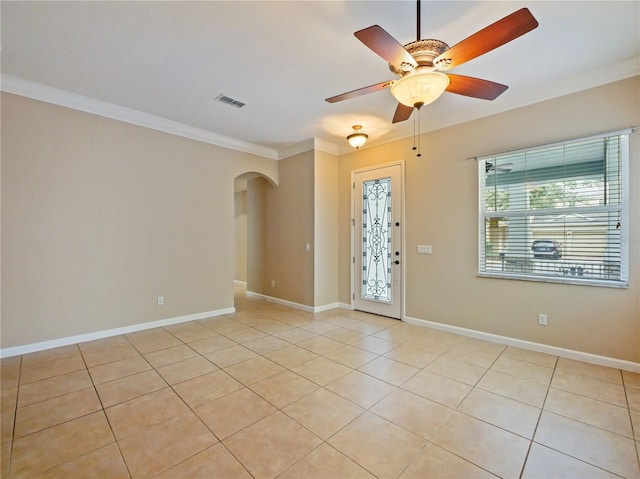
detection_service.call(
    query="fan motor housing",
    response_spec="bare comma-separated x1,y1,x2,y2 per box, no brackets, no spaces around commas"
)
389,39,450,75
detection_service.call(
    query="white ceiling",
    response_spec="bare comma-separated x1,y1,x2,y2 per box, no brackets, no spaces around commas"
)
1,1,638,158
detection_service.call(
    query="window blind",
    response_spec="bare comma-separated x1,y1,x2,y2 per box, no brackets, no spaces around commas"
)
478,130,631,287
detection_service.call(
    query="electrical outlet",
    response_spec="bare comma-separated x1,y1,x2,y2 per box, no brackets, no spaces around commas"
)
538,313,548,326
157,296,164,306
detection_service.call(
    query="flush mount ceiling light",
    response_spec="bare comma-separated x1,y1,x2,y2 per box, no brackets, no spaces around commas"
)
347,125,368,149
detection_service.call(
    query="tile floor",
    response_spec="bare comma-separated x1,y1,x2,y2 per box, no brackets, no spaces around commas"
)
1,285,639,478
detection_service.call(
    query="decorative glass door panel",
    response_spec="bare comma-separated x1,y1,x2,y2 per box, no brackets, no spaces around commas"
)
353,163,403,319
362,178,392,303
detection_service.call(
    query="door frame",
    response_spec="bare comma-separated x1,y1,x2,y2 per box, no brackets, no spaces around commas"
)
350,160,406,319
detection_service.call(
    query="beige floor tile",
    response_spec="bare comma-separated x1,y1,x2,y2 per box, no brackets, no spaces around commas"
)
250,371,318,408
19,354,86,384
383,343,438,369
14,387,102,438
156,355,218,385
425,355,487,386
458,388,541,439
223,411,322,479
242,335,290,355
326,370,396,409
454,337,506,355
432,411,530,478
188,335,237,354
406,334,457,355
441,344,501,368
10,411,114,479
358,356,419,386
322,327,367,344
545,387,633,438
125,328,183,353
155,443,252,479
224,356,286,385
490,355,554,385
476,369,548,408
371,323,426,344
77,335,130,353
163,322,218,343
522,443,620,479
96,369,167,408
343,321,388,335
204,344,259,368
556,357,623,384
299,321,341,335
283,388,364,440
1,409,14,445
402,369,472,408
622,370,640,388
371,389,453,440
173,369,244,408
272,327,317,344
105,387,189,440
351,336,398,354
328,412,425,479
21,345,80,367
325,345,378,369
1,387,17,413
195,387,277,439
38,443,129,479
297,336,345,355
17,369,92,408
223,326,267,343
118,411,218,479
292,357,352,386
0,357,21,390
264,344,318,368
534,411,640,478
88,355,152,385
627,385,640,411
399,442,497,479
80,343,140,368
631,410,640,440
278,443,376,479
253,319,293,335
551,370,627,407
500,346,558,368
198,316,247,334
143,344,198,368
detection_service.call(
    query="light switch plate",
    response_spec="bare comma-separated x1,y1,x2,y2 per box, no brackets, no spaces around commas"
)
417,245,432,254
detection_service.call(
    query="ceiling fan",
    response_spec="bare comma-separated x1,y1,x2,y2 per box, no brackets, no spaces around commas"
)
326,1,539,124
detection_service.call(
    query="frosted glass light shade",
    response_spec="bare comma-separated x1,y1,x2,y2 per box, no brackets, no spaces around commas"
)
347,125,368,149
390,71,450,108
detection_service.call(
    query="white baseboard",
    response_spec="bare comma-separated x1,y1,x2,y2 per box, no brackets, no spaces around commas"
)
0,307,235,359
338,302,353,310
234,280,247,285
245,291,347,314
403,315,640,373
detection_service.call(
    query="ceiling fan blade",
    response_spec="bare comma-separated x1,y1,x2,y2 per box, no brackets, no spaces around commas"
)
355,25,417,70
392,103,414,123
434,8,538,70
445,74,508,100
325,80,393,103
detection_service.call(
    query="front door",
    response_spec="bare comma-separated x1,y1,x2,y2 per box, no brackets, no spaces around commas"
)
353,163,403,319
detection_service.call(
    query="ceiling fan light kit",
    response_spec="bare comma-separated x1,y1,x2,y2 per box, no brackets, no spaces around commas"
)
347,125,368,149
390,70,450,108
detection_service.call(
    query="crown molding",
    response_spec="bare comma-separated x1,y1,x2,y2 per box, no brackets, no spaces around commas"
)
0,75,279,160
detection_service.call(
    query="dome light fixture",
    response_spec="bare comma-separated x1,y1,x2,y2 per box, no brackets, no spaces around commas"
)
390,70,450,109
347,125,368,149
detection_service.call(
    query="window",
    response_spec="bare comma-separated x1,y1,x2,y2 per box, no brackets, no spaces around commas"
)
478,130,632,287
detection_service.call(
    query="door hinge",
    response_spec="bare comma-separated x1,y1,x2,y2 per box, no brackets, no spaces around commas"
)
352,256,355,264
353,182,355,189
351,218,355,226
352,293,355,300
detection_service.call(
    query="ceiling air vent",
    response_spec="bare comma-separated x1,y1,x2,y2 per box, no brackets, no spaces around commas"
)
215,94,245,108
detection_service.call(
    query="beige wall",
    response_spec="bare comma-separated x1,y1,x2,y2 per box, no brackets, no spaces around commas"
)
339,77,640,362
1,93,278,349
314,150,339,307
247,151,315,306
234,191,247,282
